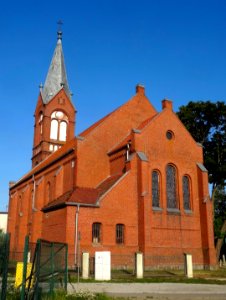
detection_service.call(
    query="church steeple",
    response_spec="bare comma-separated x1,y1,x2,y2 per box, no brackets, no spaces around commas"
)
32,29,76,168
41,30,71,104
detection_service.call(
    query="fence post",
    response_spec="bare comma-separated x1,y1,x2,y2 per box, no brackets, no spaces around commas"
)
34,239,41,300
50,242,55,296
64,244,68,291
135,252,143,279
0,233,10,300
21,235,29,300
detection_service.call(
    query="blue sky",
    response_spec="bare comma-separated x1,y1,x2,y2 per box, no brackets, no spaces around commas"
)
0,0,226,211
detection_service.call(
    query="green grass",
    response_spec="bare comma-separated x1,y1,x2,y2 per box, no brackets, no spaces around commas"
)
68,268,226,285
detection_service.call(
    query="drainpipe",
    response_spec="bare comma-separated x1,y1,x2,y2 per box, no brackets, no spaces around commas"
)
32,174,36,211
126,142,131,161
74,204,80,266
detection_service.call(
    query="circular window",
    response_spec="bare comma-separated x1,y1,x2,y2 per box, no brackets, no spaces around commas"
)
166,130,174,140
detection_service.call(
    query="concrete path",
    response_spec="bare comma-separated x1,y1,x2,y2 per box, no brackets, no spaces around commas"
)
68,282,226,299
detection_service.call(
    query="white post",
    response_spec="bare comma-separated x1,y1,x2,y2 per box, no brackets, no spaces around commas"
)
136,252,143,279
222,255,225,266
82,252,89,279
184,253,193,278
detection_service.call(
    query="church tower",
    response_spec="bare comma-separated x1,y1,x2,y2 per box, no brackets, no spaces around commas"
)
32,30,76,167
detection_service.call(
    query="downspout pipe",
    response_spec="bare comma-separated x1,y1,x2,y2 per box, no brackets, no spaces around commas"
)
74,204,80,266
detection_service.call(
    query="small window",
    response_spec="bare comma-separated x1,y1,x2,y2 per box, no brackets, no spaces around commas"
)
166,130,174,140
152,170,160,207
92,222,101,243
183,175,191,210
116,224,124,244
39,112,43,134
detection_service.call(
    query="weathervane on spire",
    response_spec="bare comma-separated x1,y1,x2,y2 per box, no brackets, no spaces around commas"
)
57,20,63,40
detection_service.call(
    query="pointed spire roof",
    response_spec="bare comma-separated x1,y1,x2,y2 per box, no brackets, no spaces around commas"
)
41,31,71,104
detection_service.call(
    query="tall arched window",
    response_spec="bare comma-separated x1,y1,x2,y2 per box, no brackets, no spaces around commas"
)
39,112,43,135
50,111,68,141
166,164,178,209
152,170,160,207
46,182,51,204
183,175,191,210
59,121,67,141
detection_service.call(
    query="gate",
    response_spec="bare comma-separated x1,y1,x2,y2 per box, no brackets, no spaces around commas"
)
25,239,68,299
0,232,10,300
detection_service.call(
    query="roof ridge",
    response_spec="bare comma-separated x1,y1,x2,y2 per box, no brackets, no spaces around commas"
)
79,93,156,138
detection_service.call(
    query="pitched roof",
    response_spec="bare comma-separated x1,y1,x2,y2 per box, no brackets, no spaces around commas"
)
42,173,122,212
79,110,115,137
41,33,71,104
137,115,157,130
11,137,77,189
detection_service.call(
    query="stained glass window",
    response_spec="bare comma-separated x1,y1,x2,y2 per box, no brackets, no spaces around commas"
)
183,176,191,210
166,165,177,209
152,171,160,207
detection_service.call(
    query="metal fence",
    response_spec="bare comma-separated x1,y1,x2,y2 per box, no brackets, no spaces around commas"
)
0,232,10,300
3,236,68,299
26,239,68,299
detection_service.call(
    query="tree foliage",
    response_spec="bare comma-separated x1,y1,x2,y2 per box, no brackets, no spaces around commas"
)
177,101,226,255
214,186,226,238
177,101,226,192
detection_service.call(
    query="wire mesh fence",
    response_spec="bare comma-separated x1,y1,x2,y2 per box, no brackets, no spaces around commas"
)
3,237,68,299
26,239,68,299
0,232,10,300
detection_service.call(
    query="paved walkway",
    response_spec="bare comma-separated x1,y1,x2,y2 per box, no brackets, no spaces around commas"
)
68,282,226,299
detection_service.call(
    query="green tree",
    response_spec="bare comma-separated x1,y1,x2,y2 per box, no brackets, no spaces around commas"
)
177,101,226,259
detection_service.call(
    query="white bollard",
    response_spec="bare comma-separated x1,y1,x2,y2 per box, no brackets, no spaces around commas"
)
136,252,143,279
82,252,89,279
222,255,225,265
184,253,193,278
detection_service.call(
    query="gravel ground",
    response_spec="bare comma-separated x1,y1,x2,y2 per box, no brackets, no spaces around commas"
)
68,282,226,300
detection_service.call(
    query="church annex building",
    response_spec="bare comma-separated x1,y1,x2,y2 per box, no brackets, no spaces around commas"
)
7,31,216,269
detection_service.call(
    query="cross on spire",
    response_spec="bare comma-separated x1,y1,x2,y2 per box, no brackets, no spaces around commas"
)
57,20,63,40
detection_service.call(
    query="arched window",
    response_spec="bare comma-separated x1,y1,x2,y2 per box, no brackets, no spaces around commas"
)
59,121,67,141
166,164,178,209
152,170,160,207
50,111,68,141
50,119,58,140
18,195,22,216
39,112,43,135
31,189,35,210
92,222,101,243
46,182,51,204
116,224,125,244
183,176,191,210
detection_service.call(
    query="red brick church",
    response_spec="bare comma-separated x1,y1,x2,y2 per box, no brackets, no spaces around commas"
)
7,31,216,269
